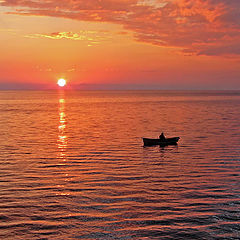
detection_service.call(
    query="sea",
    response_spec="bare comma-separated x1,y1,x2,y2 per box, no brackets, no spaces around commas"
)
0,90,239,240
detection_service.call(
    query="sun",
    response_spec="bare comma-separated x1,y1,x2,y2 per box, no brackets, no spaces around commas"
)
57,78,66,87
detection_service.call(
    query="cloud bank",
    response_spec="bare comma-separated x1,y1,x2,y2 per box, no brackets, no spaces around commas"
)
1,0,240,56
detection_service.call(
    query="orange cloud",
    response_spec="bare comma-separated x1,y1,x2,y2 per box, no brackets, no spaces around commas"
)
1,0,240,56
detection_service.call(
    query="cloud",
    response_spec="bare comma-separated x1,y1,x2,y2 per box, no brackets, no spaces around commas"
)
24,30,112,46
1,0,240,56
25,32,85,40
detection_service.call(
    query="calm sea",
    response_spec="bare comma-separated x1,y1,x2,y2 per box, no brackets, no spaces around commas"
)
0,90,239,240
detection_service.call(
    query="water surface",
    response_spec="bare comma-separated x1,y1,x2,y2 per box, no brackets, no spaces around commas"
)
0,90,239,239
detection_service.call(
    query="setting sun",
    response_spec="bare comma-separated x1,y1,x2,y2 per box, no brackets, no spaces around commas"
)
57,79,66,87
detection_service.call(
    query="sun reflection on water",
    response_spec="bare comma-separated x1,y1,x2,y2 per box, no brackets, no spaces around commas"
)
57,94,68,159
56,92,71,196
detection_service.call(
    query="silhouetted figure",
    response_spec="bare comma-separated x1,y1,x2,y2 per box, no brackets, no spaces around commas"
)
159,132,166,140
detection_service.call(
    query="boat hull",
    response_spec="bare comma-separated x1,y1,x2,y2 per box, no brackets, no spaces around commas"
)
143,137,180,146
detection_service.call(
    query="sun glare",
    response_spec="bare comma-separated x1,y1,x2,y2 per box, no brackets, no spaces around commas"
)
58,78,66,87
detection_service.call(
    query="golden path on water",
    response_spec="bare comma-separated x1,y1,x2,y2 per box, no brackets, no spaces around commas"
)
57,92,68,159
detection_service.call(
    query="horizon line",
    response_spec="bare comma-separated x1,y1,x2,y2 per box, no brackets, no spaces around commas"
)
0,82,239,91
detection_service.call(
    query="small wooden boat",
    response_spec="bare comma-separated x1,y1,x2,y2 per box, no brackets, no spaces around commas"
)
143,137,180,146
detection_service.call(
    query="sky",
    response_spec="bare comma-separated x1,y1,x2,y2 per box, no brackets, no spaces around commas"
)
0,0,240,90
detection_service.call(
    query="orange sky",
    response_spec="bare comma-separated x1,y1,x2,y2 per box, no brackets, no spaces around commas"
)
0,0,240,90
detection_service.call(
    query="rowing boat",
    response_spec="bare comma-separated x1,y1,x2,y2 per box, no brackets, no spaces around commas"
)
143,137,180,146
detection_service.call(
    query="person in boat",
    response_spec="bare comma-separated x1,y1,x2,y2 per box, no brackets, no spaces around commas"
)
159,132,166,140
